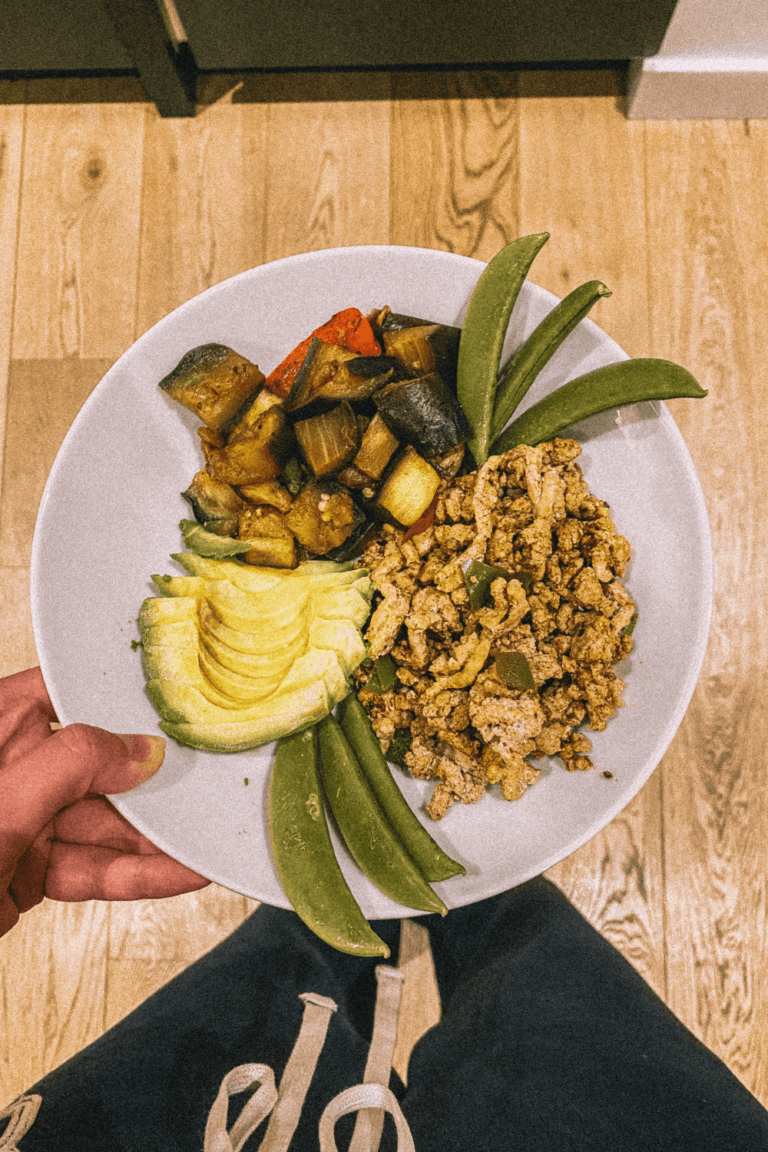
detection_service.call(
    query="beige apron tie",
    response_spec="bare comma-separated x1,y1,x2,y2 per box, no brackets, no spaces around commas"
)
348,965,406,1152
203,968,416,1151
0,1094,41,1151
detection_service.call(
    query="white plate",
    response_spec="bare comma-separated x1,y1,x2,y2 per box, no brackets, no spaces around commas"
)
31,245,712,918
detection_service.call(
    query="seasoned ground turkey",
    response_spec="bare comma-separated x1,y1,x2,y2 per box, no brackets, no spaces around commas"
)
355,438,635,820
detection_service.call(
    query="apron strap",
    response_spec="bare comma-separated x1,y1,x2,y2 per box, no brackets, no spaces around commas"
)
0,1095,42,1150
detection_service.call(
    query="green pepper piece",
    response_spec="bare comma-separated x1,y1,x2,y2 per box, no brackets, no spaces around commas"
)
490,280,611,444
386,727,413,768
622,612,638,637
268,726,390,957
495,651,535,691
491,358,708,454
462,559,533,611
365,655,396,694
457,233,550,467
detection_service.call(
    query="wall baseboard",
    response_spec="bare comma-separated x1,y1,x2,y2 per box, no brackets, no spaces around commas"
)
626,56,768,119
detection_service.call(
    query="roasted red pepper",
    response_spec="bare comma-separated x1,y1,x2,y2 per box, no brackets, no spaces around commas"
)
266,308,381,398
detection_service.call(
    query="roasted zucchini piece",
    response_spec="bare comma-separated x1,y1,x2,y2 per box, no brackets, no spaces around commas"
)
375,446,441,527
374,372,471,457
381,323,461,386
352,412,399,481
312,359,401,404
284,482,363,554
182,470,245,536
159,345,265,431
205,406,295,486
293,401,361,478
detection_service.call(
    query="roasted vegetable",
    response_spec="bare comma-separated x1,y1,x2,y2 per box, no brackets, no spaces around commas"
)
238,506,297,568
495,651,535,690
311,359,401,405
284,481,362,554
159,344,265,431
205,405,295,486
352,412,399,481
266,308,381,399
381,323,461,387
374,372,471,457
286,339,360,411
238,479,293,512
293,401,361,478
182,470,244,535
375,446,441,527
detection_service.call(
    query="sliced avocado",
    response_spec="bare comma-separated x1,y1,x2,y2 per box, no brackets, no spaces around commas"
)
172,551,286,593
139,596,198,628
206,582,310,634
198,601,309,656
309,618,367,676
311,585,373,629
152,575,209,599
278,647,350,708
142,645,241,710
147,676,330,729
198,645,283,703
180,520,252,559
199,627,303,680
141,621,198,649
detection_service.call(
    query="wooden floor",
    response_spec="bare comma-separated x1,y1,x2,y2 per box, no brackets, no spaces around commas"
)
1,69,768,1110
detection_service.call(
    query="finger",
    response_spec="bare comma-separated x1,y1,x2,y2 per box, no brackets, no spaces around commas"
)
45,843,210,901
0,668,58,765
53,797,159,855
0,726,165,887
0,891,20,939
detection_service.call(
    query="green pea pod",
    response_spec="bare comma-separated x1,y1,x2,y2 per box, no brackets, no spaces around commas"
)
338,695,465,883
269,726,390,957
490,280,612,443
457,233,550,466
491,358,708,454
317,715,448,915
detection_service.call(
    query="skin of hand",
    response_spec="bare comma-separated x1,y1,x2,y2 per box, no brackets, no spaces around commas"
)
0,666,210,938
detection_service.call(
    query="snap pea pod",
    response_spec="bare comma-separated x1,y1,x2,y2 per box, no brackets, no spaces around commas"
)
338,694,465,883
491,358,708,454
269,726,390,957
317,715,448,915
457,233,550,466
490,279,611,443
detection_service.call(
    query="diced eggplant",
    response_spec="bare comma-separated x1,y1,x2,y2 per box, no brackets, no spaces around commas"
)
381,323,461,386
226,385,284,442
286,338,359,411
284,481,364,554
375,446,441,527
325,517,380,562
159,344,265,431
182,470,245,533
374,372,471,457
293,401,361,478
205,405,295,485
311,360,402,405
427,442,466,480
238,479,293,512
336,464,375,491
352,412,399,481
377,309,432,331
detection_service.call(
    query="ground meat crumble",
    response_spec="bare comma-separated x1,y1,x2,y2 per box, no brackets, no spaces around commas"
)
354,438,635,820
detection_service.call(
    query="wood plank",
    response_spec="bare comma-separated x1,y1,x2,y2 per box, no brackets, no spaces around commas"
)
390,72,520,260
0,95,24,505
0,900,109,1109
645,117,768,1105
517,71,649,358
260,73,391,261
107,885,256,963
135,96,269,337
0,359,114,566
11,89,144,360
0,566,36,678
